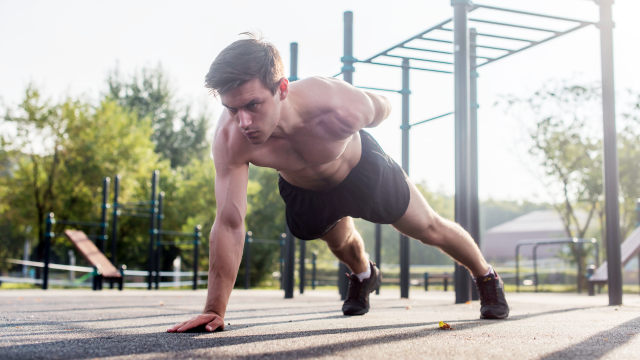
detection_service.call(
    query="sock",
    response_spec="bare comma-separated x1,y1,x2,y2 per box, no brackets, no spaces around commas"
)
355,263,371,282
474,265,493,279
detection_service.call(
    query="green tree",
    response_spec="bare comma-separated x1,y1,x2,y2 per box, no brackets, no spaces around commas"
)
106,64,210,168
1,86,165,273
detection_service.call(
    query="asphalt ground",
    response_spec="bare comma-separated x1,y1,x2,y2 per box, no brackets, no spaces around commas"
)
1,288,639,359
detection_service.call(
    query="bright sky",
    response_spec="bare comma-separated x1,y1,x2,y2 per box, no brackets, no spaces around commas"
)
1,0,639,203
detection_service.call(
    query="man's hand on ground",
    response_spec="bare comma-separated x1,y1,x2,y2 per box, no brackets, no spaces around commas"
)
167,312,225,333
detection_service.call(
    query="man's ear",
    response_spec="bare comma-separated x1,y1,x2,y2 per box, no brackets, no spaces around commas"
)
278,78,289,101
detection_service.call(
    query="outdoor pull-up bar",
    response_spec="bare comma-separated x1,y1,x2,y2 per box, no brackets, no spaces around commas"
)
333,0,622,306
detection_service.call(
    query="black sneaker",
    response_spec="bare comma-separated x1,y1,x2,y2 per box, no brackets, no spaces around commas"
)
474,270,509,319
342,261,382,316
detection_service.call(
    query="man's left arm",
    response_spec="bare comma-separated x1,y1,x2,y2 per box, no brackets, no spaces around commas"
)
363,92,392,128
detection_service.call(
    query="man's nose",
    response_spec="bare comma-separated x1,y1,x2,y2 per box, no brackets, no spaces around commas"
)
238,111,252,129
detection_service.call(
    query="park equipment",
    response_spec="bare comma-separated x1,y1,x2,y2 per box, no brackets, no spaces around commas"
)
64,229,124,290
319,1,622,305
41,177,111,290
109,171,159,290
111,172,203,291
242,231,286,290
589,222,640,296
515,238,598,293
424,272,452,292
154,192,203,290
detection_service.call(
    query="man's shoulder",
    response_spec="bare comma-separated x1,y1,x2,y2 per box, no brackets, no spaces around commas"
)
212,114,251,167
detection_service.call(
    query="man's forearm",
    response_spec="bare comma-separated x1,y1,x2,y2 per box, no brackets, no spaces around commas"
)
202,223,245,319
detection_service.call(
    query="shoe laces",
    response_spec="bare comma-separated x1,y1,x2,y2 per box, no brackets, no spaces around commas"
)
477,275,499,306
345,273,364,303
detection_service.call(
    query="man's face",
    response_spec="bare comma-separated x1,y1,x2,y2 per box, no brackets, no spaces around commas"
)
221,78,283,145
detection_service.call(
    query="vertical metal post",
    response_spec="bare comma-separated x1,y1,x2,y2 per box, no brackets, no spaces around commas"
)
636,199,640,295
244,231,251,290
284,226,295,299
533,245,538,293
515,245,520,292
312,251,317,290
469,28,480,301
577,241,583,294
597,0,622,306
99,177,110,254
452,0,472,304
109,174,120,289
280,233,286,289
147,170,158,290
155,192,164,290
42,213,54,290
193,225,201,290
399,57,411,299
375,223,381,295
338,10,355,301
299,239,306,294
289,42,299,82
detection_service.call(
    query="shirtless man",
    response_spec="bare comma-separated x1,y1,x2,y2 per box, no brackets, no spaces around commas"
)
168,34,508,333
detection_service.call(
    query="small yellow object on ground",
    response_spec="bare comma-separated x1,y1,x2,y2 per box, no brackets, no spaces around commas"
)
439,321,452,330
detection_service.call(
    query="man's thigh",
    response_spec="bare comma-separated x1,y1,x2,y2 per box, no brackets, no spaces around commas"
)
391,179,440,241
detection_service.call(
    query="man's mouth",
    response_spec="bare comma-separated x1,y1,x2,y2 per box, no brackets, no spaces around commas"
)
243,130,259,138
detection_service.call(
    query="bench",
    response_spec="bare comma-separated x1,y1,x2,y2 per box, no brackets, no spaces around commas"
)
423,272,452,291
65,230,124,290
588,226,640,295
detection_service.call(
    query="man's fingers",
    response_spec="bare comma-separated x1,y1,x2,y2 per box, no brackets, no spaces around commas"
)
167,321,188,333
205,316,225,332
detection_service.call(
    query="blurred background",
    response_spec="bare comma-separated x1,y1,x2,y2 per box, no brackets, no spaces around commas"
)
1,0,639,293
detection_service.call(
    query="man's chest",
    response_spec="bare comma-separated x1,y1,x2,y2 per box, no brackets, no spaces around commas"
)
249,133,353,172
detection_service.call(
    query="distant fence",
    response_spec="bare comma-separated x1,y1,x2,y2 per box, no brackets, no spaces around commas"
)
2,259,208,288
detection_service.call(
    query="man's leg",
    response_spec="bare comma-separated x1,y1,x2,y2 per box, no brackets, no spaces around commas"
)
391,180,490,277
320,217,369,274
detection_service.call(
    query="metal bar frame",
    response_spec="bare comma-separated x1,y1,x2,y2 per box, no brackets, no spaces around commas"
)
399,57,411,299
452,0,473,304
147,171,158,290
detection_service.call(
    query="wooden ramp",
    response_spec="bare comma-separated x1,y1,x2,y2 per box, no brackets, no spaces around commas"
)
64,230,121,279
589,226,640,283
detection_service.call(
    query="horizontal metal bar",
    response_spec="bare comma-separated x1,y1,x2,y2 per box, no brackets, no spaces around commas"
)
400,45,452,55
383,54,452,65
517,237,595,246
158,271,198,276
367,61,453,74
479,22,592,68
116,207,153,213
7,259,94,272
118,212,151,218
474,4,595,25
157,230,197,237
332,71,343,78
405,112,454,128
419,37,452,44
362,18,452,62
473,31,537,43
247,239,285,245
55,220,106,227
356,86,400,93
157,241,197,246
476,44,515,52
469,18,559,33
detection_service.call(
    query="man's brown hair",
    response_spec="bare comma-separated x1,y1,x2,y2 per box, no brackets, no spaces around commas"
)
205,32,285,97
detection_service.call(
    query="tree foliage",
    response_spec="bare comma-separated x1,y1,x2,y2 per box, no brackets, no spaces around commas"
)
107,64,210,168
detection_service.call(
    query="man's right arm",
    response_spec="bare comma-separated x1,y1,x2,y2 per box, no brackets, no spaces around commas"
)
168,122,249,333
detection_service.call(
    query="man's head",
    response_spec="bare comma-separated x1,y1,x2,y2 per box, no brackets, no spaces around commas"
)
205,32,288,144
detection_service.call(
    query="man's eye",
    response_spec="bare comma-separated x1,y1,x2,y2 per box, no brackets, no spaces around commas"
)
248,103,258,109
228,108,238,114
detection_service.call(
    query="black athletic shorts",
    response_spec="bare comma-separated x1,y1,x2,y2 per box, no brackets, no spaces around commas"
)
278,130,411,240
